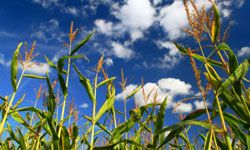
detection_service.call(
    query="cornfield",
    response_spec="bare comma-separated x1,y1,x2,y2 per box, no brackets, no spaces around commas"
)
0,0,249,149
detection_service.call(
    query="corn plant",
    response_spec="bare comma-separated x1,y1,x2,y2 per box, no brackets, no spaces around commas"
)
0,0,249,149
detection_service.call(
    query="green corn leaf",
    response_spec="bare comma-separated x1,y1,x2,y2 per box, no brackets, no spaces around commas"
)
93,140,144,150
158,127,184,149
247,134,250,150
204,72,220,90
211,3,220,43
218,59,249,94
219,90,250,122
12,94,25,109
203,130,212,150
82,115,93,122
10,111,38,136
111,118,136,143
95,87,115,122
71,123,79,149
74,65,96,103
215,136,227,150
44,55,67,74
96,77,116,88
157,120,223,136
17,128,26,150
174,43,223,67
46,74,56,118
23,74,46,80
57,54,87,97
125,85,142,100
11,111,26,124
96,121,112,136
11,42,22,91
218,43,241,95
58,72,67,97
14,107,46,119
184,109,212,121
153,98,167,147
70,32,94,56
60,126,71,150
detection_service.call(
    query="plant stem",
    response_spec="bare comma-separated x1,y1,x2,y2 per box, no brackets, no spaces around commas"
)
30,98,38,126
0,69,25,136
90,72,98,150
58,40,72,138
215,93,232,150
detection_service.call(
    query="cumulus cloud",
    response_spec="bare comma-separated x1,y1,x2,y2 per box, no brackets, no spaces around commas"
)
20,62,50,75
113,0,156,41
237,46,250,57
116,78,193,112
174,102,193,114
158,0,212,40
116,84,138,100
194,101,210,110
104,58,114,67
95,19,114,36
158,78,192,95
111,42,134,59
80,103,89,108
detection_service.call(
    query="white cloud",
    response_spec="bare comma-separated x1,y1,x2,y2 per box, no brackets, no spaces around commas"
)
0,31,18,38
63,7,79,16
32,0,59,8
104,58,114,67
31,19,66,43
158,78,192,95
113,0,156,41
156,41,179,56
158,1,188,40
116,84,138,100
194,101,210,110
153,0,162,5
157,0,214,40
95,19,114,36
0,53,11,67
143,41,182,69
80,103,89,108
134,82,170,107
237,46,250,57
174,102,193,114
0,53,49,75
20,62,50,75
111,42,134,59
116,78,192,109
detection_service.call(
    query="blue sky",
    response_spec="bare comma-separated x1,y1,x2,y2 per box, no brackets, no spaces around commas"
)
0,0,250,125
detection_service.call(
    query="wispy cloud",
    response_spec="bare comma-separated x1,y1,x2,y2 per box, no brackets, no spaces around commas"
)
80,103,89,109
32,0,60,8
0,53,11,67
31,19,66,43
238,46,250,57
0,31,19,39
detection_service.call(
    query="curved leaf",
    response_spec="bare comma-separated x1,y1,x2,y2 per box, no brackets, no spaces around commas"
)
11,42,23,91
